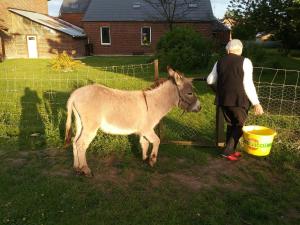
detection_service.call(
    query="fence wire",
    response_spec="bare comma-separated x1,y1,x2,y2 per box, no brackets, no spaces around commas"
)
247,67,300,150
160,67,300,149
0,63,299,151
159,82,215,146
0,63,154,149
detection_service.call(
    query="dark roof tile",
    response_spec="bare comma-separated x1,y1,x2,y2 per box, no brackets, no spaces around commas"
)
83,0,215,22
9,8,86,37
60,0,91,13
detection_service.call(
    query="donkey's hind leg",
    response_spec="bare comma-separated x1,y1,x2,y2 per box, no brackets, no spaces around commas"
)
75,128,97,177
72,107,82,171
139,136,149,161
143,130,160,167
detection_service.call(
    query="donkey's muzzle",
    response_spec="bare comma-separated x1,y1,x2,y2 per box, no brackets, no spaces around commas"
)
190,100,201,112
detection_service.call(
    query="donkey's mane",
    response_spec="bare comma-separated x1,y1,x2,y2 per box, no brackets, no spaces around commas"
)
145,77,175,91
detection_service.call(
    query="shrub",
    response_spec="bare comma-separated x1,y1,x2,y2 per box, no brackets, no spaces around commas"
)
232,23,256,40
271,60,283,69
289,50,300,58
89,131,132,155
205,53,219,71
155,27,213,72
51,51,81,72
243,42,266,64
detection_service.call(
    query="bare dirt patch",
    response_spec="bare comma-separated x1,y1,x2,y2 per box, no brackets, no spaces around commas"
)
5,158,27,167
169,173,205,190
4,148,282,194
166,155,277,192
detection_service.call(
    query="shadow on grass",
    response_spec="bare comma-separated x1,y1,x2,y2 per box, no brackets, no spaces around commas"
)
77,56,156,87
42,80,95,142
14,82,216,162
128,115,217,169
79,56,153,67
19,87,46,150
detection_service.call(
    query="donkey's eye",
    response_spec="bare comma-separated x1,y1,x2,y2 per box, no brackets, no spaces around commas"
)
187,92,193,96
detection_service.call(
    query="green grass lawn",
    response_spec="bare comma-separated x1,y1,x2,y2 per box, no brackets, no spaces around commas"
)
0,51,299,225
256,49,300,70
0,56,216,150
0,146,299,225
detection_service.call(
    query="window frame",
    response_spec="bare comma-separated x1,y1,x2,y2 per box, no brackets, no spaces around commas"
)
100,26,111,46
188,3,198,8
141,26,151,46
70,3,79,9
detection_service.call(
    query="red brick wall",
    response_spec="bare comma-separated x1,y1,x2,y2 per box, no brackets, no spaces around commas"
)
0,36,3,61
0,0,48,29
3,13,86,59
83,21,213,55
0,0,48,14
60,13,84,28
214,31,231,45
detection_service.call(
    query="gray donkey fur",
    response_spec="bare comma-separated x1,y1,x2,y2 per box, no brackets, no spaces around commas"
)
65,67,201,176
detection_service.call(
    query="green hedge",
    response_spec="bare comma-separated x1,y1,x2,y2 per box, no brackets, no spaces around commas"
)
155,27,213,72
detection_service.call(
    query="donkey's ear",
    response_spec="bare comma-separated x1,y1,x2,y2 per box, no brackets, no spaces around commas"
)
167,66,183,85
187,78,194,83
167,66,175,77
173,72,183,85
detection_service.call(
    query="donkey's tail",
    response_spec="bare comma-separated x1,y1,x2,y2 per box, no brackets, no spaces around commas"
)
64,96,73,148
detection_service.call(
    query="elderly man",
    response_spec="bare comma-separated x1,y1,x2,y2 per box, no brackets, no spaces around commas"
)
207,39,264,160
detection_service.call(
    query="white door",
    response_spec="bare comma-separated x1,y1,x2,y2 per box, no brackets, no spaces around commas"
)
27,36,38,58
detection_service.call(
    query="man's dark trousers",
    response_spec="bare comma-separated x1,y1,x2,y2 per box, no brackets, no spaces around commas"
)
221,106,249,152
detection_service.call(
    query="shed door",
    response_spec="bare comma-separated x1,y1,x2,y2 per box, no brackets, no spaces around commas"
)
27,36,38,58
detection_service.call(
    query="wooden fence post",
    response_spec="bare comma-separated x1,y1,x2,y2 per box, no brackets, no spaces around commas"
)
154,59,159,81
216,106,225,148
154,59,163,139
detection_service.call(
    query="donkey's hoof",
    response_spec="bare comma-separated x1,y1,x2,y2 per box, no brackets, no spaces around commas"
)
74,166,93,177
84,171,94,178
149,158,156,167
74,170,93,177
74,170,84,176
149,154,157,167
73,167,81,174
142,156,149,162
81,166,93,177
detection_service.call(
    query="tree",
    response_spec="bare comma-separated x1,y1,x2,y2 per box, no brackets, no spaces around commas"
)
0,18,9,39
155,27,213,71
143,0,198,30
225,0,299,50
282,0,300,49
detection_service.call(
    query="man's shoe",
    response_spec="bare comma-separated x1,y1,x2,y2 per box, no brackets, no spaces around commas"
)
222,148,234,156
232,152,242,157
221,154,239,161
221,151,241,161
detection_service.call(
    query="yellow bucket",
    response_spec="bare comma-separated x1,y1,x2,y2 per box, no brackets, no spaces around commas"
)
242,125,277,156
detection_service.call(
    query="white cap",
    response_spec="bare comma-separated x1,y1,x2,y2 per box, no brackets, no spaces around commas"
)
226,39,243,52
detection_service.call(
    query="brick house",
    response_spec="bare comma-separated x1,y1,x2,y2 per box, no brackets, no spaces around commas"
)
0,0,86,59
59,0,91,28
60,0,231,55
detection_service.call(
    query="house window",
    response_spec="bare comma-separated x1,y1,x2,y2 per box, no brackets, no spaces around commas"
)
70,3,79,9
188,3,198,8
132,2,141,8
100,27,111,45
22,17,31,25
141,27,151,45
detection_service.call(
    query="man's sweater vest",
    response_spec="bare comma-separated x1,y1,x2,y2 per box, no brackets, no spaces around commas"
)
216,53,250,108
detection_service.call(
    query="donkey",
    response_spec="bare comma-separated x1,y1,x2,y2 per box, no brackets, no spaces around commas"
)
65,66,201,176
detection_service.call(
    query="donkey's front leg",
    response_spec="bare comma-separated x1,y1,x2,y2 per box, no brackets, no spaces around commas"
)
144,130,160,167
139,136,149,161
75,129,97,177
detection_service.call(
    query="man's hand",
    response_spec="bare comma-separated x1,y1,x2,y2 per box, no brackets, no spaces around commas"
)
253,104,264,116
208,84,217,93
